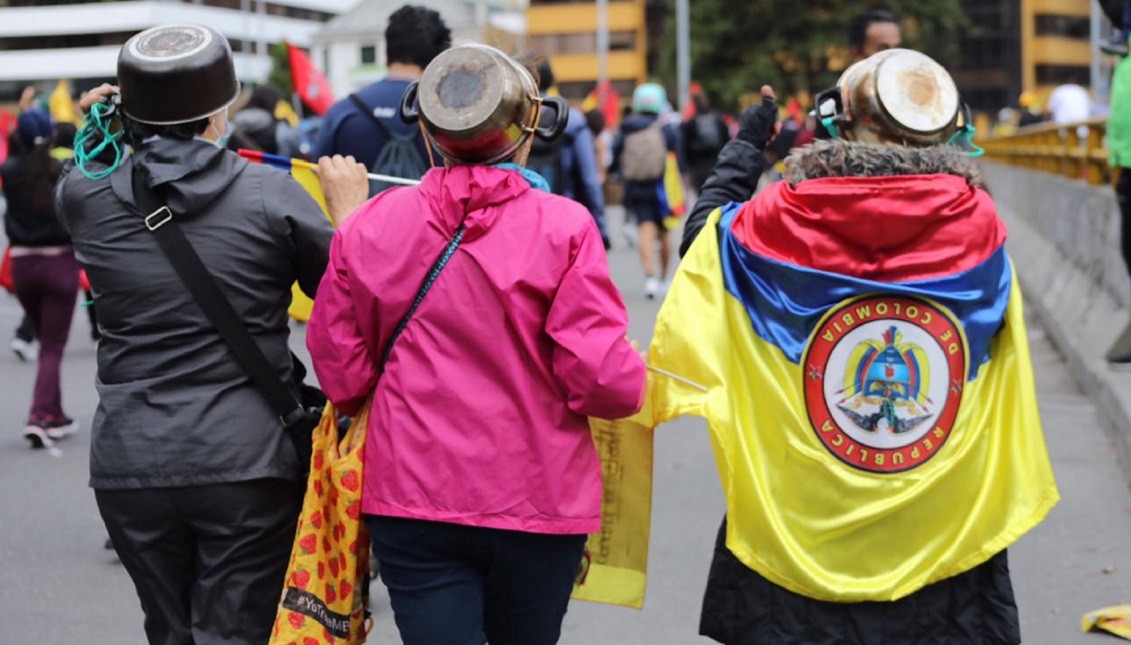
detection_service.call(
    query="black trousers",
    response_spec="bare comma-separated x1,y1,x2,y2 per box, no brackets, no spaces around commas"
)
1116,169,1131,277
699,517,1020,645
97,479,303,645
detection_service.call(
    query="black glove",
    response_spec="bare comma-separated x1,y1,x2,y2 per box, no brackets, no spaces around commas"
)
736,93,779,150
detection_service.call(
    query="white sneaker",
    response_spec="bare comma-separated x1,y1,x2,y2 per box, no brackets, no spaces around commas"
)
43,417,79,441
11,338,38,362
644,276,662,300
22,424,55,450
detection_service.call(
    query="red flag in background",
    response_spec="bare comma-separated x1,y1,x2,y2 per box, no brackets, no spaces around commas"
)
682,81,703,121
287,43,333,115
0,110,15,166
582,80,621,130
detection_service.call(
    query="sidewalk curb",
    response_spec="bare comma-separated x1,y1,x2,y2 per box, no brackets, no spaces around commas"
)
1021,280,1131,482
987,163,1131,483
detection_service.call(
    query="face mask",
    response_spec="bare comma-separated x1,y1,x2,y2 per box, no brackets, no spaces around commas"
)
208,116,233,148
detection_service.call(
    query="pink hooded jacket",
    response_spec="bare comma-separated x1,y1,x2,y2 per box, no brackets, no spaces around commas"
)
307,165,646,535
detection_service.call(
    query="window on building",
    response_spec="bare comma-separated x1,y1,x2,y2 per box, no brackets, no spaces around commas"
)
360,45,377,65
529,32,598,55
609,30,636,51
1034,14,1091,39
1036,64,1090,86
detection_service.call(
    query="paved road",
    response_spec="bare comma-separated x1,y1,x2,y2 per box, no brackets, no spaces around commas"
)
0,211,1128,644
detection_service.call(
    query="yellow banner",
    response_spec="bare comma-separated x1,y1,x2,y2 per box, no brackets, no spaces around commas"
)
571,412,655,609
287,165,330,322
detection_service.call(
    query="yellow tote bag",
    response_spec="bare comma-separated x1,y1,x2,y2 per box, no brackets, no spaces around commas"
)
271,402,371,645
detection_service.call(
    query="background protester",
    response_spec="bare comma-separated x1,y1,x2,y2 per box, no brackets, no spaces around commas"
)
308,44,646,645
612,82,686,299
230,83,290,155
681,83,730,193
56,25,340,644
848,7,902,60
314,4,450,192
526,57,610,248
0,107,77,448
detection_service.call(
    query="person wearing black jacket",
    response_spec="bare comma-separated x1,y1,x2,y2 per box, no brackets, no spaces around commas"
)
680,87,777,259
54,25,365,645
0,107,78,448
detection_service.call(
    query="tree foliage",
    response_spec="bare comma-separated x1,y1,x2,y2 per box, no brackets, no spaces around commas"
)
654,0,966,111
268,42,294,96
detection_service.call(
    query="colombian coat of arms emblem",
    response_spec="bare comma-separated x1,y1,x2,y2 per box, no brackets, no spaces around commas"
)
802,295,969,473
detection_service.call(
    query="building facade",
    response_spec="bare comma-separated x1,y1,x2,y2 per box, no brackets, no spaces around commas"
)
0,0,354,102
1022,0,1095,96
956,0,1105,114
952,0,1024,115
525,0,647,101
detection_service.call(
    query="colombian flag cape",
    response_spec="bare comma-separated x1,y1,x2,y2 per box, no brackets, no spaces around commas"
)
650,174,1058,602
240,150,329,322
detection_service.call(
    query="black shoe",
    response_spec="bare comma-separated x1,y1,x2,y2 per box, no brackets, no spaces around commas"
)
1107,347,1131,369
1102,33,1129,56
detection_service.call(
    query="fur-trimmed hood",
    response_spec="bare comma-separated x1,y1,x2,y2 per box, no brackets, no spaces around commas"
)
783,139,984,189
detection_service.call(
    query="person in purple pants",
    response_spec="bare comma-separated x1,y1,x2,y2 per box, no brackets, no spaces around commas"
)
0,108,78,448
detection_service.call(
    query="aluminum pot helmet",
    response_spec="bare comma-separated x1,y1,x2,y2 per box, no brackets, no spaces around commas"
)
821,48,962,146
117,24,240,125
399,44,570,165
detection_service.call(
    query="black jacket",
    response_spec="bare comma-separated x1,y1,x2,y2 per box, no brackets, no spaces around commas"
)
1100,0,1123,26
0,154,70,247
700,518,1019,645
55,138,333,489
680,138,767,257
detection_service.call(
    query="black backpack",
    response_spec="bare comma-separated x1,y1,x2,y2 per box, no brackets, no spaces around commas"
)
687,112,725,156
526,134,567,195
348,94,430,194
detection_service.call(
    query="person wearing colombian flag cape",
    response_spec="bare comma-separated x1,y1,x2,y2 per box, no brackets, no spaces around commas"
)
657,49,1059,644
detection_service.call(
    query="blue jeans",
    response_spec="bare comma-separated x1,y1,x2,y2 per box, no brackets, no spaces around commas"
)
367,516,587,645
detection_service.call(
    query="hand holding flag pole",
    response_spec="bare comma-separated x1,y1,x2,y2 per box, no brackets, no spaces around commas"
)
238,149,420,186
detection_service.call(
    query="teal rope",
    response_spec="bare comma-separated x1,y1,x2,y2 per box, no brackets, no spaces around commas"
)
74,101,124,180
380,224,466,371
948,125,985,158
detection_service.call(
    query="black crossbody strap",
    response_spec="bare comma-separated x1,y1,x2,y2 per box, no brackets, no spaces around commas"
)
132,169,463,418
348,93,391,136
131,170,305,427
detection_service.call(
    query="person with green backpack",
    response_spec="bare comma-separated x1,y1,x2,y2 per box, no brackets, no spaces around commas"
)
312,5,450,192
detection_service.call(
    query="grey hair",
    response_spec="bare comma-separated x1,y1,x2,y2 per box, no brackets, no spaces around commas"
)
783,140,985,189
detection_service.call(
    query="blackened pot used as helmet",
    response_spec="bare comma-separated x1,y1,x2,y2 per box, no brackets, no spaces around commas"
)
118,24,240,125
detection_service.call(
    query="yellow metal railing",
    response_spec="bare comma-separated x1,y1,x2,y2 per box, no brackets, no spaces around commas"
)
980,118,1112,186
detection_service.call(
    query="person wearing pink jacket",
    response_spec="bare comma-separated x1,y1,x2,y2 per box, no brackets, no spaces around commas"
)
307,45,646,645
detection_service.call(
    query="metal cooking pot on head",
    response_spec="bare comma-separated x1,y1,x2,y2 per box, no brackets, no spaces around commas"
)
818,48,962,146
117,24,240,125
399,44,570,165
